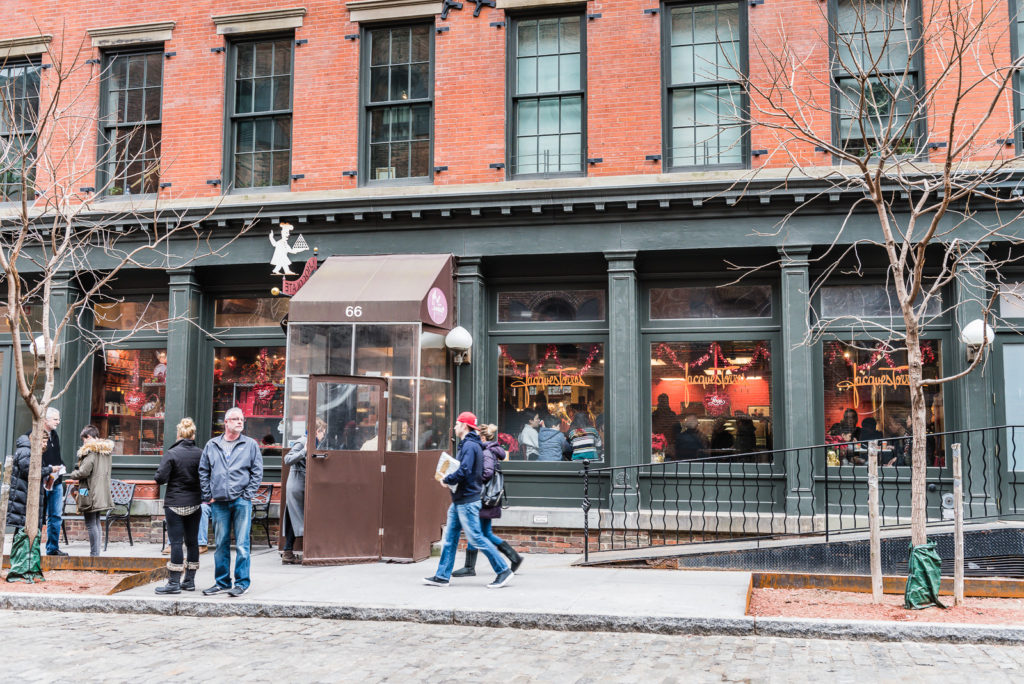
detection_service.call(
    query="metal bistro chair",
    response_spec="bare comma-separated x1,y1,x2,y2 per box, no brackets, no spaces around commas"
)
250,484,274,549
60,482,80,545
103,479,137,551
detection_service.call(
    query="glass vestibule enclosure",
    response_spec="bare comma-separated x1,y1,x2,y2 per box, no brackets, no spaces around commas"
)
279,253,455,563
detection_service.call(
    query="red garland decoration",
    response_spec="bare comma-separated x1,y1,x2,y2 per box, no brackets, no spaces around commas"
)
655,342,770,373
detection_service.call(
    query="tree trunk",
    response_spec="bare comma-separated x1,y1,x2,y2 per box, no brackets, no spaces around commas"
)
23,418,46,543
905,325,929,547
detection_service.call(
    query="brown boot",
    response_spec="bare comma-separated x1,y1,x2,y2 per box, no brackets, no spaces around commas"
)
281,550,300,565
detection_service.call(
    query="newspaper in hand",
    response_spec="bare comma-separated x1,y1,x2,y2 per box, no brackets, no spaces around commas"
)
44,465,66,492
435,451,461,493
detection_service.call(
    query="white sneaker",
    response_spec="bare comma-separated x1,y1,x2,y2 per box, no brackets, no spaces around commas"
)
487,569,514,588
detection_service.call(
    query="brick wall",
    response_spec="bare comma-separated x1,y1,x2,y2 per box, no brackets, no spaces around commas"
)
5,0,1013,198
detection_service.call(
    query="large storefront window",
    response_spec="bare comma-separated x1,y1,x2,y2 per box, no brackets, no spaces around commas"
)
498,342,605,460
93,298,169,332
91,348,167,456
212,346,285,456
214,297,289,328
498,289,606,322
822,341,944,466
650,341,773,461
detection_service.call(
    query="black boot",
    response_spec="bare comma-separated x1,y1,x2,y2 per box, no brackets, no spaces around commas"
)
451,549,478,577
156,570,182,595
498,541,523,573
180,563,198,591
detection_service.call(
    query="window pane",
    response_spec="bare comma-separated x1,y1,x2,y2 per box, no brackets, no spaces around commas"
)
560,17,580,52
254,77,273,112
498,342,605,461
253,151,272,186
354,324,416,377
237,43,254,78
127,56,145,88
538,98,559,134
91,348,168,457
212,346,286,458
235,153,253,188
388,377,416,452
93,298,169,331
125,88,143,122
236,79,253,114
273,40,292,75
999,283,1024,318
537,55,559,92
254,118,273,151
287,324,353,377
273,75,291,111
498,290,606,322
410,62,429,99
370,66,389,102
145,53,162,86
518,20,538,56
390,64,409,100
418,380,450,450
538,18,559,53
651,341,773,461
517,56,537,94
559,54,580,91
254,42,274,77
215,297,290,327
412,104,430,138
410,140,430,176
822,341,944,466
144,87,161,121
561,96,581,133
411,25,430,62
391,28,411,63
371,29,390,66
274,116,291,150
272,150,289,185
820,284,939,318
517,99,538,136
650,286,772,319
236,119,254,152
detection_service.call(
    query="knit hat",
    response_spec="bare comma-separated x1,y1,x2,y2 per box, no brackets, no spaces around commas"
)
455,411,478,431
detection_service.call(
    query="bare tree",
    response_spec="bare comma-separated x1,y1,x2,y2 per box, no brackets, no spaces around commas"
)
715,0,1024,547
0,33,252,555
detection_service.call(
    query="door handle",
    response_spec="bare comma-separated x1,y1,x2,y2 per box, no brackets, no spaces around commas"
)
313,451,329,459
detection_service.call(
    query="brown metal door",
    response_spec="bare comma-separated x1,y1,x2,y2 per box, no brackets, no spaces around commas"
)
303,376,387,564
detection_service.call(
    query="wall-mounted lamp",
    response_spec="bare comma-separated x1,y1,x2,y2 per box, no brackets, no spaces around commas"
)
445,326,473,365
960,318,995,362
30,335,60,367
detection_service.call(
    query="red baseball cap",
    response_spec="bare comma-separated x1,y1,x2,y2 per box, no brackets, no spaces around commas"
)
455,411,478,430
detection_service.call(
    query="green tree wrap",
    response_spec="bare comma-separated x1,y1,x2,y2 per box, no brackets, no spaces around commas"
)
904,542,946,610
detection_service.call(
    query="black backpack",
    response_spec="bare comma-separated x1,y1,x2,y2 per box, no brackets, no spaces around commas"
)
481,449,507,509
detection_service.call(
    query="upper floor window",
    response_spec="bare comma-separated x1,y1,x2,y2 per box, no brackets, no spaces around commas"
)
832,0,921,157
510,15,585,177
228,37,293,190
99,51,162,196
363,25,433,182
0,59,41,201
664,1,745,169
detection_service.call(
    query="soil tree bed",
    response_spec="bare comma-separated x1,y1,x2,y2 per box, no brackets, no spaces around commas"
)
748,587,1024,625
1,570,125,595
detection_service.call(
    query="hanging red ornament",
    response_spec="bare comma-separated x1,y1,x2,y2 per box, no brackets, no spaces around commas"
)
703,391,730,417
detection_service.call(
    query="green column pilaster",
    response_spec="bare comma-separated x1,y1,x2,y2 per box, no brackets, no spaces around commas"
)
164,268,202,449
951,247,997,515
455,257,487,419
49,273,82,461
779,246,815,517
605,250,641,469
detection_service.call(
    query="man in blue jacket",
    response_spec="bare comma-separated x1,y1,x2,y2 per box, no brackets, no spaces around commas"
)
199,407,263,597
424,411,513,588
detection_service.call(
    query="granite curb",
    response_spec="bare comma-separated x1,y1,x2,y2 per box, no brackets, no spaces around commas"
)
3,592,1023,643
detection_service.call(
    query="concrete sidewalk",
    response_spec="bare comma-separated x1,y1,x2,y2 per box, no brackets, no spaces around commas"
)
4,541,1024,644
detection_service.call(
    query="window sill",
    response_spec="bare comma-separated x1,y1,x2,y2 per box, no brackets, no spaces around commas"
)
362,176,433,188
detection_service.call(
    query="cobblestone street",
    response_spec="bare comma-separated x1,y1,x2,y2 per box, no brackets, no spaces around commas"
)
2,610,1024,683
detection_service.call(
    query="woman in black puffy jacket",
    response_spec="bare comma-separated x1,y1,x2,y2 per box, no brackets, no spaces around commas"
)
6,433,53,531
153,418,203,594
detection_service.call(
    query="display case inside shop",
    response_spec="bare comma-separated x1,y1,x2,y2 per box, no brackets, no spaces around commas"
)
212,346,286,457
91,348,167,456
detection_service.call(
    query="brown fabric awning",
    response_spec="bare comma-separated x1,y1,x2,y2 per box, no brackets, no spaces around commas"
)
288,253,454,327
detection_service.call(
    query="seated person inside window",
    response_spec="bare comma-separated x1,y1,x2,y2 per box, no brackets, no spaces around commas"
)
537,415,571,462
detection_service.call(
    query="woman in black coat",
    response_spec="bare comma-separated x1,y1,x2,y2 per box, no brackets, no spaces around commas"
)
153,417,203,594
6,433,54,531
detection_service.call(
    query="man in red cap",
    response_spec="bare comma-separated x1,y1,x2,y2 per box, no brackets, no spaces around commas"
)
423,411,513,588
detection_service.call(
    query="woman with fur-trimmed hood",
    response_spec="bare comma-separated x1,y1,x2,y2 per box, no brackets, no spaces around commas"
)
66,426,114,556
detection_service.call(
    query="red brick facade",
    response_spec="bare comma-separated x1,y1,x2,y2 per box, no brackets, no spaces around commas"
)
6,0,1015,197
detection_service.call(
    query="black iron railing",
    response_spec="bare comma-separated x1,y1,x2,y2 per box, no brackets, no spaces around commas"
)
580,425,1024,562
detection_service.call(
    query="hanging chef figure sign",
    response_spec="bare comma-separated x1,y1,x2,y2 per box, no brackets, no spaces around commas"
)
268,222,308,275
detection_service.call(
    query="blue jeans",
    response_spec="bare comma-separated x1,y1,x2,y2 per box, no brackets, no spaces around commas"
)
467,518,504,552
197,503,211,546
434,501,508,581
210,499,252,590
43,483,64,554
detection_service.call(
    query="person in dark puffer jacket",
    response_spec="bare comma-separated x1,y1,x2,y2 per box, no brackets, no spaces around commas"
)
6,433,54,531
153,418,204,593
451,424,523,579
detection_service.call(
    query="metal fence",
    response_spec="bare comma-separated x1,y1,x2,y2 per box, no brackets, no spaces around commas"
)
579,425,1024,562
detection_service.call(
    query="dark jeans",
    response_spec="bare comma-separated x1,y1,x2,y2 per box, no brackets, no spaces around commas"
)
283,515,296,552
83,511,102,556
43,483,63,554
164,507,201,567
